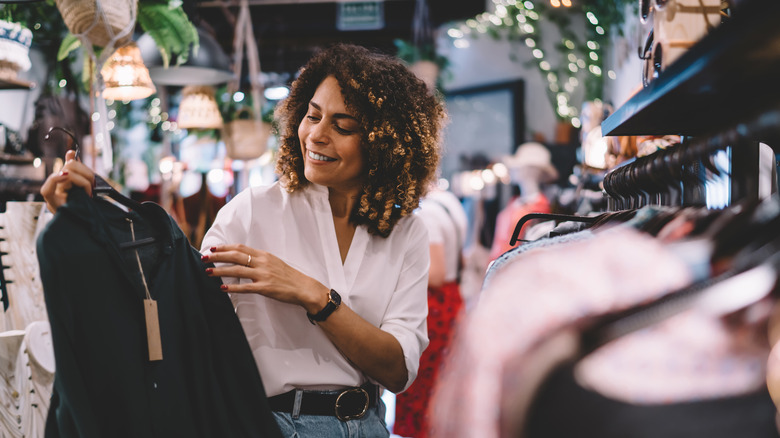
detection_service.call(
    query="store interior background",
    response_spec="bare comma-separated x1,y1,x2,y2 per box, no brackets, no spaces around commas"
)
0,0,780,435
0,0,666,435
0,0,644,188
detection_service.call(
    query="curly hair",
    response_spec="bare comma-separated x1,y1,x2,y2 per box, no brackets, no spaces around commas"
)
275,43,446,237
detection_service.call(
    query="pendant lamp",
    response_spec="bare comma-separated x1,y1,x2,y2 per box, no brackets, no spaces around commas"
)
177,85,223,129
137,26,234,86
100,42,156,101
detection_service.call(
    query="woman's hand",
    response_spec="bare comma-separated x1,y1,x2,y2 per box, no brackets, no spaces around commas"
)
205,243,410,392
202,244,329,314
40,150,96,213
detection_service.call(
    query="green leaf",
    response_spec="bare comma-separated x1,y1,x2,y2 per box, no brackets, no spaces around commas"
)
137,3,198,68
57,33,81,61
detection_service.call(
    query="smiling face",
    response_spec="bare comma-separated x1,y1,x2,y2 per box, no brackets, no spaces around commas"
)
298,76,366,195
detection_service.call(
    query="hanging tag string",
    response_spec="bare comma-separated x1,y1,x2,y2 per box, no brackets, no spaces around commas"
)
127,217,162,361
127,218,152,301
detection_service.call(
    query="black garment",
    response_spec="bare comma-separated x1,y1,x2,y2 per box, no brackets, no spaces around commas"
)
37,188,281,438
525,362,779,438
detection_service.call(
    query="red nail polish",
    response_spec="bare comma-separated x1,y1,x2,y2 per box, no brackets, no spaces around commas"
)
210,247,217,252
201,255,209,262
61,171,69,176
220,284,228,291
205,268,213,274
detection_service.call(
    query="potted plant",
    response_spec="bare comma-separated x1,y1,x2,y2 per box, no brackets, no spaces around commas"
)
55,0,198,68
1,1,197,91
394,38,449,90
0,18,33,83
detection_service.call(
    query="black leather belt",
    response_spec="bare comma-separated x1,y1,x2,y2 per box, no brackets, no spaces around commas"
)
268,383,379,421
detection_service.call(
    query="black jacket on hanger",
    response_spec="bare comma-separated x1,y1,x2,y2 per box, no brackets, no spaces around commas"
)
37,188,281,438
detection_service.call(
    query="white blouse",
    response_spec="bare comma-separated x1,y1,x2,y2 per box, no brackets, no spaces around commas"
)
201,181,430,397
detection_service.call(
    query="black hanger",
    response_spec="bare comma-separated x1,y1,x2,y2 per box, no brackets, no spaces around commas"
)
579,193,780,358
509,213,600,246
43,127,144,210
43,127,156,250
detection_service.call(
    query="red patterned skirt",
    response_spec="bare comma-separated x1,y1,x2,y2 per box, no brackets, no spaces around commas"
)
394,281,464,438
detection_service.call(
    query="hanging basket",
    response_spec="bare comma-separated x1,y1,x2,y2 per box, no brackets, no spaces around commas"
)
222,0,270,162
409,60,439,90
55,0,135,48
224,119,271,161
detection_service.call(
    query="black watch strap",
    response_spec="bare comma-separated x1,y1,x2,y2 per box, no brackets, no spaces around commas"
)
307,289,341,324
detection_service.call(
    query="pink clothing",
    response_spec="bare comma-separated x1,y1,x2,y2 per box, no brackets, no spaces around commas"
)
489,193,551,261
429,227,697,438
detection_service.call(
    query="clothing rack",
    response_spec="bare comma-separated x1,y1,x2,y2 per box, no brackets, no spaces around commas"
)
603,106,780,211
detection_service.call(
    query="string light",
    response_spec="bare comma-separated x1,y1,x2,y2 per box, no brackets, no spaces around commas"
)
446,0,609,126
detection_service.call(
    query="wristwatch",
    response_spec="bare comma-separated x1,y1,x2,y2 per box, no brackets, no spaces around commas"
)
307,289,342,324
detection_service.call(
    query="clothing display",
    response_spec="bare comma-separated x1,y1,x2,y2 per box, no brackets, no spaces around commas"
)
526,362,778,438
4,1,780,437
489,193,551,261
36,187,281,438
0,320,54,438
418,189,469,284
394,189,467,438
200,181,430,397
0,202,54,437
394,281,462,438
430,226,697,437
0,201,50,331
430,202,780,437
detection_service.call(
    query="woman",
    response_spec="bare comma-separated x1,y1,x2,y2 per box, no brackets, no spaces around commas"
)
41,43,446,437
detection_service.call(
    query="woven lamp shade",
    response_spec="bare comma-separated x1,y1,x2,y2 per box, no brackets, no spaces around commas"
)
177,85,223,129
100,43,156,101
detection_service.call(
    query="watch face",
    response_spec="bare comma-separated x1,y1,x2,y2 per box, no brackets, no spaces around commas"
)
329,289,342,305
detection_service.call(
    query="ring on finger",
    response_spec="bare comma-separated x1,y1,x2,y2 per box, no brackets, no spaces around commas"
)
245,254,252,267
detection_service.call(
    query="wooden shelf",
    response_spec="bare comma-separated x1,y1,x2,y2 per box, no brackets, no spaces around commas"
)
601,0,780,139
0,153,36,165
0,77,35,90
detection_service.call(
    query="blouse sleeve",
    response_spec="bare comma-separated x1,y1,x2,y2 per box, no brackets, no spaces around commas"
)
378,215,431,392
200,188,254,287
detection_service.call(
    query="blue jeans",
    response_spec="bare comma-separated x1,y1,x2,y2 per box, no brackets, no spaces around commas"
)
272,397,389,438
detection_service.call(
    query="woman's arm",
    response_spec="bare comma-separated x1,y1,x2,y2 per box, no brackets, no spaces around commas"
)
203,245,411,392
428,242,447,289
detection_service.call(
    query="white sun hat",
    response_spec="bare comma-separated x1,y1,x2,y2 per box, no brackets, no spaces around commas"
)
502,142,559,183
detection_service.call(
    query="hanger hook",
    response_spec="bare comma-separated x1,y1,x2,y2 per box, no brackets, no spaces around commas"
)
43,126,81,160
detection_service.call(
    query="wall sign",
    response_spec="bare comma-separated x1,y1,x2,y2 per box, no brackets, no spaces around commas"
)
337,1,384,31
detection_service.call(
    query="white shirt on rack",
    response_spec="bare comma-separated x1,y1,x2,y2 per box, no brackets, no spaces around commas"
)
418,189,468,283
201,181,430,397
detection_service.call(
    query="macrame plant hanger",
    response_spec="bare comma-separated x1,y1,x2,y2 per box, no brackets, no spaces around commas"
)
223,0,270,194
230,0,264,124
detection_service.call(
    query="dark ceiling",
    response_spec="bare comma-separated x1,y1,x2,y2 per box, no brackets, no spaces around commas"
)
187,0,486,77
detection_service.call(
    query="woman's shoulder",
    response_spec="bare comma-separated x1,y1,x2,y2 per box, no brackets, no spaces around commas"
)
230,180,287,205
388,210,429,241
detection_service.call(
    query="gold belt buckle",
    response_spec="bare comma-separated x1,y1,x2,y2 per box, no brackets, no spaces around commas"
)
334,387,369,421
